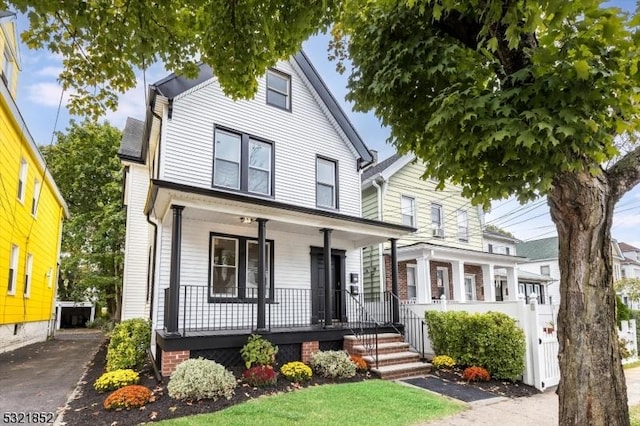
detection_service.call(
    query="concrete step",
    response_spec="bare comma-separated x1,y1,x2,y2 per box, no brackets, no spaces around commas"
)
351,341,410,356
371,362,431,380
343,333,403,344
362,351,421,367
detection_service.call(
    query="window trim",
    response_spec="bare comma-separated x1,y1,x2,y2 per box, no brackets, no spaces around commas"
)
406,264,417,301
315,155,339,210
431,203,444,236
266,68,292,111
212,125,275,198
24,253,33,297
464,274,476,301
540,265,551,276
31,179,41,217
401,195,416,227
8,244,18,295
17,158,27,203
208,232,275,303
456,209,468,242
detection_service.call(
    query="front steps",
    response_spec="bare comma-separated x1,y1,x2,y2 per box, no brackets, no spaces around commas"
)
344,333,431,380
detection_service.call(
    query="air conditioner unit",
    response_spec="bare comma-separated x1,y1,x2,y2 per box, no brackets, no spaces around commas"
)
432,228,445,238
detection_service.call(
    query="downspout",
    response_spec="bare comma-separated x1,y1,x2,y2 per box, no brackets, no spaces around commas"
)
146,213,158,322
371,176,387,294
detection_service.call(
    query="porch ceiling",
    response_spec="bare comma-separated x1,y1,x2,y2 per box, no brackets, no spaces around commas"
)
146,180,414,248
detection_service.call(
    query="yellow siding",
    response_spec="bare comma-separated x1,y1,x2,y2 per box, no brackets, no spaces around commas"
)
0,51,65,325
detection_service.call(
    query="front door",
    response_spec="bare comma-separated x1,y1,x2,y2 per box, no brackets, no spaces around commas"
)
310,248,345,324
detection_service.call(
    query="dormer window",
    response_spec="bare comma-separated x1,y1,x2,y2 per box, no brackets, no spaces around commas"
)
266,69,291,110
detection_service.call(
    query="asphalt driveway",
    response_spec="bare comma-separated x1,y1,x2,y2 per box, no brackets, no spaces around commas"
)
0,329,104,423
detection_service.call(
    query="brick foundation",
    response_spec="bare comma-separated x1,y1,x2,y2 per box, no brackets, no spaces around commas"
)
301,341,319,363
161,349,190,377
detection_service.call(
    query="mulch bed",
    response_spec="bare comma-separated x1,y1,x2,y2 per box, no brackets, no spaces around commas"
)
61,344,540,425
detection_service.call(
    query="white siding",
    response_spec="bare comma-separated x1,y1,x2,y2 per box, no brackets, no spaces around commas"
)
519,260,561,304
159,59,362,217
121,164,151,320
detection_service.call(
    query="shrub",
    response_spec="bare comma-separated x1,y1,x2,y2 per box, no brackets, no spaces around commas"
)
103,385,152,410
106,318,151,371
349,355,368,372
432,355,456,370
280,361,313,382
462,366,491,382
310,350,356,379
240,334,278,369
425,311,525,381
242,365,277,387
94,369,139,392
167,358,236,401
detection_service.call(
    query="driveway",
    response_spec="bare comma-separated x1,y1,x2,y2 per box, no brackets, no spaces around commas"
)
0,329,104,423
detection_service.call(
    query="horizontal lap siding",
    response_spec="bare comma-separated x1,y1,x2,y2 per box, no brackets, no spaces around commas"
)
160,59,361,217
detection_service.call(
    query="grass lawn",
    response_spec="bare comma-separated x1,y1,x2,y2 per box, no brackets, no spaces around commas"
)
625,360,640,370
155,380,465,426
631,404,640,426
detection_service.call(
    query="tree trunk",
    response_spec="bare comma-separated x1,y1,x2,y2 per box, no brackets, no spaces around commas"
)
548,171,629,426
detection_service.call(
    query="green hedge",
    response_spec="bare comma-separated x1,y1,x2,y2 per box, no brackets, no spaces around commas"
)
106,318,151,371
425,311,525,381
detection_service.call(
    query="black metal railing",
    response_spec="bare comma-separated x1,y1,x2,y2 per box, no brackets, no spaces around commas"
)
342,289,381,368
386,291,426,358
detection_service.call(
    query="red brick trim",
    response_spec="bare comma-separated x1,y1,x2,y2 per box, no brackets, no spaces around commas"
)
301,341,319,363
161,349,190,377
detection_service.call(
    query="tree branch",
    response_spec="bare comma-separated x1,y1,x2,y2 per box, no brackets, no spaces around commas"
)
607,144,640,203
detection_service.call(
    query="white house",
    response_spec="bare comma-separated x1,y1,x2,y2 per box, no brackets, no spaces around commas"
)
118,52,414,376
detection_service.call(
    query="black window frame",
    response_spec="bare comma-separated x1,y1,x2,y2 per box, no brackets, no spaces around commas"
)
315,155,339,210
208,232,275,303
212,125,275,198
266,68,292,111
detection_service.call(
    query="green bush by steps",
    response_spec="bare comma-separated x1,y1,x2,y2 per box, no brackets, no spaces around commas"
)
425,311,525,381
167,358,236,401
106,318,151,372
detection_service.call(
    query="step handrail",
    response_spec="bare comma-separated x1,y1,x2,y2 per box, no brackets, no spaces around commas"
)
343,290,380,368
385,291,426,358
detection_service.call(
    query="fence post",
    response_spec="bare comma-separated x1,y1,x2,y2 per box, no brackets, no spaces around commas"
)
440,294,447,312
518,294,537,388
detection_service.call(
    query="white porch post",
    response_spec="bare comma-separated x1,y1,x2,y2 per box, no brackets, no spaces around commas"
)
451,260,466,302
482,264,496,302
416,256,431,303
506,266,518,301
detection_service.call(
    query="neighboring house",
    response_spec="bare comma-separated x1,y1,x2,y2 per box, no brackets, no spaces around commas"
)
0,12,68,353
119,52,414,376
361,154,522,304
618,242,640,309
517,236,625,305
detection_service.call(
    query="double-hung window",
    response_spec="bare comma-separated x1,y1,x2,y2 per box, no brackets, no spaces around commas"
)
316,157,338,209
8,244,18,294
431,203,444,237
266,69,291,110
457,209,468,241
401,196,416,227
213,127,274,196
210,234,274,300
2,47,13,87
17,158,27,202
24,254,33,297
31,179,41,216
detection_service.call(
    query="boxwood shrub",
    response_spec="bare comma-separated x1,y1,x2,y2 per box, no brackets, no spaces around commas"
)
425,310,525,381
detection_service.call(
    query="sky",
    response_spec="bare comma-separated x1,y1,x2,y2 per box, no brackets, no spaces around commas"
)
11,1,640,249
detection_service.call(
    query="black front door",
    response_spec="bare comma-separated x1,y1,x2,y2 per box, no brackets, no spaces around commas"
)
310,248,345,324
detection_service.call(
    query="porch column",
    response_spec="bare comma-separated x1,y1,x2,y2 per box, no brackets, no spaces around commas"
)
451,260,466,302
416,256,431,303
506,266,518,301
390,238,399,324
256,218,268,332
482,264,496,302
322,229,333,328
166,205,184,336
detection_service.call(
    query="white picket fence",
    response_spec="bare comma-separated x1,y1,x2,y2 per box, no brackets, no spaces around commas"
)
405,296,637,391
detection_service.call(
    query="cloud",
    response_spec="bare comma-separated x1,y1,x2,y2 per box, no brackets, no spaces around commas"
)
613,213,640,229
36,66,63,78
24,82,72,107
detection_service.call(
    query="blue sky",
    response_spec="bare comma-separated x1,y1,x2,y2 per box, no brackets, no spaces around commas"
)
11,2,640,248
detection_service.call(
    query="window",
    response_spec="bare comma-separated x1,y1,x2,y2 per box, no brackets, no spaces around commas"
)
17,158,27,202
406,265,417,301
316,157,338,209
457,210,468,241
1,47,13,87
47,267,53,288
213,127,274,196
8,245,18,294
464,275,476,301
209,234,274,300
431,203,444,237
488,244,494,253
31,179,41,216
401,196,415,227
24,254,33,297
540,265,550,276
266,69,291,110
505,247,511,255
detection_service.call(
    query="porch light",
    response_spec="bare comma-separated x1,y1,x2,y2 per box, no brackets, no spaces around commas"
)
240,217,253,224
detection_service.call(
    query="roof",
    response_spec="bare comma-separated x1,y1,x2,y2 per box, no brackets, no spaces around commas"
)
483,229,520,243
362,153,400,181
516,237,559,261
517,269,554,283
620,242,640,252
118,117,145,163
147,51,373,167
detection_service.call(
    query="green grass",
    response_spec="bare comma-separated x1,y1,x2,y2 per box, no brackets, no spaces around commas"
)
156,380,465,426
631,404,640,426
625,360,640,370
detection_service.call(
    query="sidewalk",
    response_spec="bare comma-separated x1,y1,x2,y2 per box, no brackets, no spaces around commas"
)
0,329,104,422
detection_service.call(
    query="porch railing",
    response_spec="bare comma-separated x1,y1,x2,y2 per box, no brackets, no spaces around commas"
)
386,291,426,358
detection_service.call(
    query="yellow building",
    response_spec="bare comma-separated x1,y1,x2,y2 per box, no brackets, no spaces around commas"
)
0,11,68,352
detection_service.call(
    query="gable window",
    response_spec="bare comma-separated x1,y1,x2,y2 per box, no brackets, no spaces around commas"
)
17,158,27,202
31,179,41,216
266,69,291,110
316,157,338,209
8,244,18,294
213,127,274,196
24,253,33,297
457,210,468,241
209,233,274,300
401,196,416,227
540,265,550,276
1,47,13,88
431,203,444,237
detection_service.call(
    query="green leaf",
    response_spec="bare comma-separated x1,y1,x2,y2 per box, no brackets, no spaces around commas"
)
574,60,590,79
